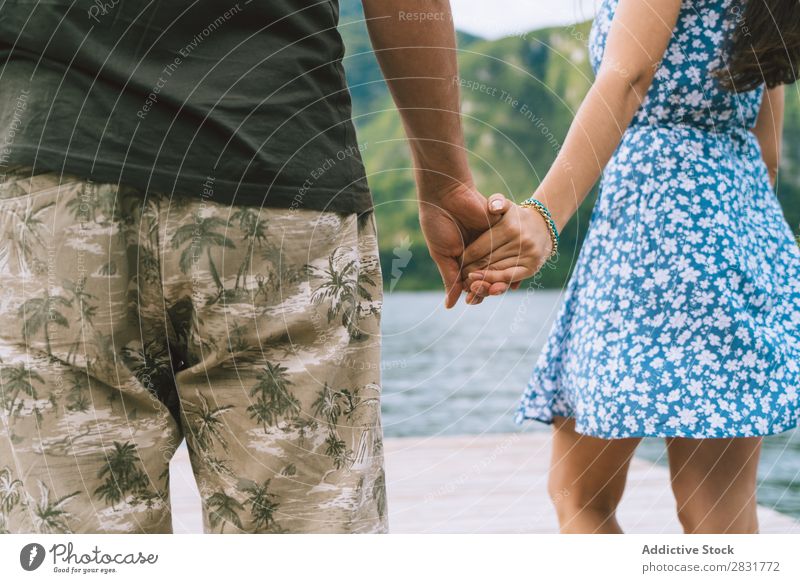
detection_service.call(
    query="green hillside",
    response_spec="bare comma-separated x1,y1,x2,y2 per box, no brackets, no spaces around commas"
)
339,1,800,291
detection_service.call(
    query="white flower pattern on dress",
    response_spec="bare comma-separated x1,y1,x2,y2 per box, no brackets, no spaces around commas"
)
515,0,800,438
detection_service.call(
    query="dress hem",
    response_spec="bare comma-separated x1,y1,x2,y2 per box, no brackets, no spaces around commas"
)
514,410,800,440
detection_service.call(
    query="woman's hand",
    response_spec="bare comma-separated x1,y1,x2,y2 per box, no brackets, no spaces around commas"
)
459,193,554,304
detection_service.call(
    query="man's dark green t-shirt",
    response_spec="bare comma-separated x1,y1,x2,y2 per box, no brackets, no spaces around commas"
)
0,0,371,214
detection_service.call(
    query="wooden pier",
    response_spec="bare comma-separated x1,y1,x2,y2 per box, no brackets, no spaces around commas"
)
169,433,799,534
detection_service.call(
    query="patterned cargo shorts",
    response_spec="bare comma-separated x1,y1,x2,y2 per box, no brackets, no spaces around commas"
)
0,165,387,533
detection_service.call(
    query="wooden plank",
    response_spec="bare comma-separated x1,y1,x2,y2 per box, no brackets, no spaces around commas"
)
169,433,799,534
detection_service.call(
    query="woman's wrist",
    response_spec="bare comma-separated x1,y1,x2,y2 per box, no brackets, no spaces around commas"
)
519,196,560,260
531,189,574,234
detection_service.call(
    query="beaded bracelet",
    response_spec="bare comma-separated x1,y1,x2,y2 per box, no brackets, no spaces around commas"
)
519,196,560,261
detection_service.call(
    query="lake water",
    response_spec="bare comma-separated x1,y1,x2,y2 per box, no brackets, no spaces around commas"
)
380,291,800,519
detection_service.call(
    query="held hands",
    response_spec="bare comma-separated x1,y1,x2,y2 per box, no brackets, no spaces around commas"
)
417,183,507,309
458,193,555,305
418,185,554,308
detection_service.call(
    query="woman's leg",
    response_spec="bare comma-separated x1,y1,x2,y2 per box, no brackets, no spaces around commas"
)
666,436,762,533
549,416,642,533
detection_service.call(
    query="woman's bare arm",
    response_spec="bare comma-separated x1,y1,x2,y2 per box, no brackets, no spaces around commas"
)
461,0,682,291
534,0,683,232
752,85,785,186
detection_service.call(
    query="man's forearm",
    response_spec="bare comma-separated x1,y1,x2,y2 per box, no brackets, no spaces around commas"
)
362,0,472,199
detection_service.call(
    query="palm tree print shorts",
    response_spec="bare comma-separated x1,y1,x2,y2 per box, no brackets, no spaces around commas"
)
0,165,387,533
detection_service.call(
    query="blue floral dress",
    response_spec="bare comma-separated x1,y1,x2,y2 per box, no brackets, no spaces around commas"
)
515,0,800,438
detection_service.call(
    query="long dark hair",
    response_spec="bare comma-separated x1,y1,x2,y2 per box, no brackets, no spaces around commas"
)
720,0,800,92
